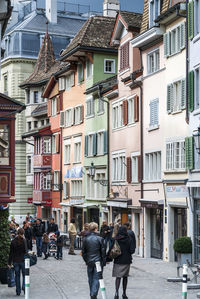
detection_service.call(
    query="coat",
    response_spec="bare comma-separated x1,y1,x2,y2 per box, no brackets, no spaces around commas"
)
82,232,106,266
47,223,58,234
100,225,110,238
8,237,27,264
114,234,135,265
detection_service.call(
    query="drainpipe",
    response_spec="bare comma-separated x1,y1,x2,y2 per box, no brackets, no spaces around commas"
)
186,0,189,124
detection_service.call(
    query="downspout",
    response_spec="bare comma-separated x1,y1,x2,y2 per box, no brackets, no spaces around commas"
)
186,0,189,124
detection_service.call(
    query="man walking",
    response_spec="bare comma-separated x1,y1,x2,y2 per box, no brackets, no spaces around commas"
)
82,222,106,299
68,218,77,255
33,219,44,257
47,218,58,234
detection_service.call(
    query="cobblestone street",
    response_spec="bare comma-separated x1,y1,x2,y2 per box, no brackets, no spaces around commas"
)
0,248,199,299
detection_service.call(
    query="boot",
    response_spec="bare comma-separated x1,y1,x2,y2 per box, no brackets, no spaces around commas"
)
114,293,119,299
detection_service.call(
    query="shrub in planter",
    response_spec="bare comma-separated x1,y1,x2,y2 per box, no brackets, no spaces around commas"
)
0,207,11,284
173,237,192,254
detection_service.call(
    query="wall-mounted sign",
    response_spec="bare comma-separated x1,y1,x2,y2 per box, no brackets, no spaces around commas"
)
165,185,188,198
64,166,82,178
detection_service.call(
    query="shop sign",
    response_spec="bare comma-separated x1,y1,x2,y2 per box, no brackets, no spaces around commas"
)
27,197,33,204
165,185,188,198
64,166,82,178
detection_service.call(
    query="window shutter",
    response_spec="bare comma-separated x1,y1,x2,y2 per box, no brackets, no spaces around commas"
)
103,131,108,155
188,1,194,40
84,135,88,157
71,73,75,87
154,100,159,125
56,134,60,153
126,157,132,184
185,137,194,170
167,84,171,113
164,32,170,57
137,156,141,182
181,79,186,109
48,100,51,117
188,71,194,112
80,105,84,123
64,181,69,198
123,100,128,126
134,95,139,122
176,26,181,53
60,111,65,127
93,133,97,156
56,95,61,114
150,101,154,126
180,22,186,50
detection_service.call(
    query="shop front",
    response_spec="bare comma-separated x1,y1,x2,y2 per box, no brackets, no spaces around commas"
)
107,198,132,224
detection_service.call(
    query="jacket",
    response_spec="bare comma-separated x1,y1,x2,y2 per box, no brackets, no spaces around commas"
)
8,237,27,264
47,223,58,234
128,229,136,253
68,223,77,236
24,227,33,241
82,232,106,266
33,223,44,237
114,235,135,265
100,225,110,238
57,236,64,247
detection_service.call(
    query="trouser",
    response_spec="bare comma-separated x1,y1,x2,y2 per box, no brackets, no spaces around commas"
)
36,236,42,256
57,246,63,258
13,262,25,295
87,264,100,297
69,234,76,253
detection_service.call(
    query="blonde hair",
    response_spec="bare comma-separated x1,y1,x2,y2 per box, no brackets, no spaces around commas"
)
89,222,98,232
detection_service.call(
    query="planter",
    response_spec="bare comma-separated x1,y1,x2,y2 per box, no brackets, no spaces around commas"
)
0,267,8,284
177,253,192,266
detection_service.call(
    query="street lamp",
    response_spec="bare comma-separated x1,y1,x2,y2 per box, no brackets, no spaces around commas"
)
193,127,200,154
89,162,95,178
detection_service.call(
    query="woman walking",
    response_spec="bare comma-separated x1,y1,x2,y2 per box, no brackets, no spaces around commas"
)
8,228,27,296
112,225,135,299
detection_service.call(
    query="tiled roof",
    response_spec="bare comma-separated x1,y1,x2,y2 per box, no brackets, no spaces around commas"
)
119,11,142,30
61,16,117,58
31,103,47,117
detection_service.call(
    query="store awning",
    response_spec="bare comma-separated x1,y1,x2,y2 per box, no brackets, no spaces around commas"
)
128,205,142,213
139,198,164,208
168,200,188,208
186,181,200,188
107,198,132,208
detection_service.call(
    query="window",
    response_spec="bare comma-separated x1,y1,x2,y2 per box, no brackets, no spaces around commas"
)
104,59,115,73
149,99,159,128
86,97,94,117
97,132,104,155
64,142,71,164
77,63,84,84
43,137,51,154
120,42,129,71
128,97,134,124
86,174,95,198
195,67,200,110
164,22,186,57
194,0,200,36
96,173,107,198
65,73,75,90
27,122,31,131
27,156,32,174
33,91,39,103
86,59,93,78
149,0,160,28
43,174,51,190
147,49,160,74
98,98,104,113
74,106,82,124
26,89,30,104
51,97,57,116
52,135,56,154
53,171,59,190
112,151,126,182
34,121,38,128
166,141,185,171
58,77,65,91
4,75,8,93
63,181,69,199
74,142,81,163
41,120,45,126
112,101,123,129
167,79,186,113
71,180,82,197
132,156,139,183
145,151,161,181
65,108,73,127
88,134,94,156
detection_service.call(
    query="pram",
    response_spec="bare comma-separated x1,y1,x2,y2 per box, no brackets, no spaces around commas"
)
48,233,57,256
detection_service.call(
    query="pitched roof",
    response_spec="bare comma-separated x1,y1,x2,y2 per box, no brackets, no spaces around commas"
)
61,16,117,59
31,103,47,117
119,11,142,30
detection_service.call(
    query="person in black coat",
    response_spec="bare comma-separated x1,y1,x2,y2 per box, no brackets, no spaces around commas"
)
100,221,110,251
23,221,33,251
112,225,135,299
47,218,58,234
33,219,45,257
124,222,136,254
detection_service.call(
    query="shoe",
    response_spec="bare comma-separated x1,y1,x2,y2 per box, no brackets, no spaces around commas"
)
59,257,62,260
91,296,97,299
114,294,119,299
16,293,20,296
122,295,128,299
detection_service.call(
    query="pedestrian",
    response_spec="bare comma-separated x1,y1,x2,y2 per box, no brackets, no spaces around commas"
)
33,218,44,257
23,221,33,251
100,220,111,251
124,222,136,253
68,218,77,255
79,223,89,239
42,233,49,260
112,225,135,299
8,228,27,296
47,217,58,234
56,231,63,260
113,219,121,238
82,222,106,299
15,223,20,231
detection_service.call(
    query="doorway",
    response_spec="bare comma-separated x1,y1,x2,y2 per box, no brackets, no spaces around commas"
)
151,208,163,259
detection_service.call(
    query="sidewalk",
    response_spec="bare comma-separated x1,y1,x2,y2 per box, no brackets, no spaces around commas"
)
0,248,199,299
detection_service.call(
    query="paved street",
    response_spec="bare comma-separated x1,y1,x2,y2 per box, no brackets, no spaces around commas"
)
0,248,199,299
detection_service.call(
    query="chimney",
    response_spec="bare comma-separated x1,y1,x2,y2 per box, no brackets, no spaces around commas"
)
103,0,120,18
46,0,57,24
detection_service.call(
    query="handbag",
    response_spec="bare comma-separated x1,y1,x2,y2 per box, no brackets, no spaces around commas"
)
109,240,121,260
24,252,37,267
7,267,15,287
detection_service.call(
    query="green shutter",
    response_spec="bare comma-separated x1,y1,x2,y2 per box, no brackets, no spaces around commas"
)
167,84,171,113
84,135,88,157
188,1,194,40
181,79,186,109
188,71,194,112
103,131,108,155
93,133,97,156
185,137,194,170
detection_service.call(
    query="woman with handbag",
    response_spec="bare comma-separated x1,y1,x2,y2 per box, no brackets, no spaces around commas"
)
8,228,27,296
111,225,135,299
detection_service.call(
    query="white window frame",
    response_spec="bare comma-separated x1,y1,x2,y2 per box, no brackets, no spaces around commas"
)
95,169,107,199
86,59,93,78
43,137,51,154
71,180,82,197
86,97,94,117
43,173,51,190
65,108,73,127
59,77,65,91
77,63,84,84
88,134,94,157
149,0,160,28
131,153,139,183
51,97,57,116
145,151,161,181
74,138,81,163
112,150,126,182
104,59,115,74
74,105,82,124
128,96,135,125
112,99,124,129
54,171,59,191
147,48,160,74
52,134,57,154
97,131,104,156
64,139,71,164
166,140,185,171
65,73,74,91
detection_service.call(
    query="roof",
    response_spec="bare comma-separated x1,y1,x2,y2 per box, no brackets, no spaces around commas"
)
0,93,25,114
85,75,117,94
119,11,142,30
0,0,12,38
31,103,47,117
61,16,118,59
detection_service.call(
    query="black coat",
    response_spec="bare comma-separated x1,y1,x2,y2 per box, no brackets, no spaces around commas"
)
33,223,44,237
127,229,136,253
82,232,106,266
114,235,135,265
47,223,58,234
8,237,27,264
100,225,110,238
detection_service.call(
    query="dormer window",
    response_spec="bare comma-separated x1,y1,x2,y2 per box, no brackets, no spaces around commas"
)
149,0,160,28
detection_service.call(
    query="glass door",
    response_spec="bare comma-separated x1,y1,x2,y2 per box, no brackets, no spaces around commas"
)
151,208,163,259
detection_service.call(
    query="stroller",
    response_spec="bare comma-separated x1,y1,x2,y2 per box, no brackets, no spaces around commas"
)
48,233,57,256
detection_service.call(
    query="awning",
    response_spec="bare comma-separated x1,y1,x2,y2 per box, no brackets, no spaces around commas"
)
128,205,142,213
186,181,200,188
168,199,188,208
107,198,132,208
139,198,164,208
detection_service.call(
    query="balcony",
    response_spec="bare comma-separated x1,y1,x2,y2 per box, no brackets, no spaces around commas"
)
33,190,52,205
34,155,52,168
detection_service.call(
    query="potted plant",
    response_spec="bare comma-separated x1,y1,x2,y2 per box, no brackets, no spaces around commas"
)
173,236,192,266
0,206,11,284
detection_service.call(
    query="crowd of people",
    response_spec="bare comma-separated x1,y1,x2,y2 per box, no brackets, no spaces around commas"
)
8,215,136,299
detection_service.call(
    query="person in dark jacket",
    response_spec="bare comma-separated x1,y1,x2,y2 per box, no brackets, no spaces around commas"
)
82,222,106,299
112,225,135,299
55,231,63,260
100,221,111,251
23,221,33,250
42,233,49,259
33,219,44,257
124,222,136,253
47,218,58,234
8,228,27,296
